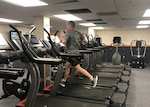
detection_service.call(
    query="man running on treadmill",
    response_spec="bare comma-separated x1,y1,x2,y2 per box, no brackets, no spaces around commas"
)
60,21,98,88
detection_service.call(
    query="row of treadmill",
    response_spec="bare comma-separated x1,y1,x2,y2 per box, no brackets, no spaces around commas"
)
0,25,131,107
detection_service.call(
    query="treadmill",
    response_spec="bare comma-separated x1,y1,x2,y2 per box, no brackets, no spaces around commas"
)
77,36,130,84
9,27,126,107
41,30,128,93
43,28,126,106
83,45,130,84
0,33,28,106
93,37,131,72
80,47,130,85
8,26,111,107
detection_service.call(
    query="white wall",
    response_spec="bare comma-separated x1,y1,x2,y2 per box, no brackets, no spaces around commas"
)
95,29,150,46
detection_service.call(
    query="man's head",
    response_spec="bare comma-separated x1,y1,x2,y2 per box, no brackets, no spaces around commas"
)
66,21,75,30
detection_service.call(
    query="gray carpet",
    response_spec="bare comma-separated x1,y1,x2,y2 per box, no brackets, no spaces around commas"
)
126,65,150,107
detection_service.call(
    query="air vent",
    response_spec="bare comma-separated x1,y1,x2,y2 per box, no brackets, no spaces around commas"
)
97,11,118,16
121,18,135,20
55,0,78,4
94,22,107,24
65,8,92,14
86,19,103,21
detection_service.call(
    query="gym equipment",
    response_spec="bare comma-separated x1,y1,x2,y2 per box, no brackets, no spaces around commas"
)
44,30,126,106
130,40,147,68
0,33,29,100
11,25,86,107
84,34,101,48
112,37,122,65
86,47,130,84
97,37,126,67
91,37,130,71
23,28,55,92
9,24,63,107
9,25,128,107
26,32,128,93
1,68,30,100
79,37,130,85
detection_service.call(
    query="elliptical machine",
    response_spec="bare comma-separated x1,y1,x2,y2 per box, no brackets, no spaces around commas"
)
111,37,124,65
130,40,146,68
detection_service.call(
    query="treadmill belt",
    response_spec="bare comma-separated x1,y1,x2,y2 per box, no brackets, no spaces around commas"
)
93,72,122,79
121,76,130,83
74,76,118,87
117,82,128,92
34,96,107,107
58,84,113,101
93,68,123,73
96,64,124,69
122,70,130,76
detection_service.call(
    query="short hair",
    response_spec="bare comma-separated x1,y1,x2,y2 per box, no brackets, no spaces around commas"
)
67,21,75,28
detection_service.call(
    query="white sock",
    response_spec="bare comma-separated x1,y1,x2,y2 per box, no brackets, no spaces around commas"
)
61,79,66,82
90,76,94,81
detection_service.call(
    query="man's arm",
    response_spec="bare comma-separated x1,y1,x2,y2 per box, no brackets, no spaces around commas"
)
61,31,69,44
61,37,67,44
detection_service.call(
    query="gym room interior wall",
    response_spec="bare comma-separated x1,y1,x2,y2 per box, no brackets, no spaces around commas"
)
95,29,150,46
0,24,30,40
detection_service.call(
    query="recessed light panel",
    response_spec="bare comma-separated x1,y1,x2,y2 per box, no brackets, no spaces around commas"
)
79,23,96,27
139,20,150,24
143,9,150,17
136,25,149,28
54,14,82,21
3,0,48,7
0,18,22,23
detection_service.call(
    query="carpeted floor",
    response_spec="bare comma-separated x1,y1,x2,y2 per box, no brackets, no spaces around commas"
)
126,65,150,107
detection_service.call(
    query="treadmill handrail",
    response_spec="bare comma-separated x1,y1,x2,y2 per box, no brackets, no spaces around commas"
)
79,50,93,54
0,70,19,75
9,24,62,65
0,67,23,71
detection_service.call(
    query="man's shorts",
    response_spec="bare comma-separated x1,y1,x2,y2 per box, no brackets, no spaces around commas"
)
67,57,81,66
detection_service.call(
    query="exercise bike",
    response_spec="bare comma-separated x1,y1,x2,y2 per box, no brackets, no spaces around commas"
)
130,40,147,68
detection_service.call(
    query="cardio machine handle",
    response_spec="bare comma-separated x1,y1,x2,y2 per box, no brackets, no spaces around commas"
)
9,24,62,65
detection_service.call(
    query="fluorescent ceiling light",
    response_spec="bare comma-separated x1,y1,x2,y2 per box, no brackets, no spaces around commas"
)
3,0,48,7
79,23,96,27
90,27,104,30
138,20,150,24
143,9,150,17
136,25,149,28
0,18,22,23
53,14,82,21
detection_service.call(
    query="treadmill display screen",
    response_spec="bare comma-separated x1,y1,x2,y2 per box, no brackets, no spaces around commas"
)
10,31,21,40
30,37,39,44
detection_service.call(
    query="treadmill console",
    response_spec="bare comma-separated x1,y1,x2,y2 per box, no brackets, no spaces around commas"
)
0,33,22,64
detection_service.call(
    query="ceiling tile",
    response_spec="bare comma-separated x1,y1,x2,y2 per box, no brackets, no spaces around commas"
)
79,0,117,12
